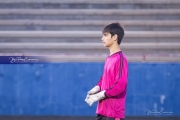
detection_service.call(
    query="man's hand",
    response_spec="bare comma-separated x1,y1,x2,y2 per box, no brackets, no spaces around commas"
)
85,86,100,102
88,86,100,95
86,90,106,106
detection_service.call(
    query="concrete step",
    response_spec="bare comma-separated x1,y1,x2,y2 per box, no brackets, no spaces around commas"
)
0,4,179,9
1,0,180,4
0,31,179,43
1,37,180,43
1,42,179,49
0,43,180,55
0,20,180,31
0,0,180,9
0,42,180,62
0,31,179,38
0,9,180,20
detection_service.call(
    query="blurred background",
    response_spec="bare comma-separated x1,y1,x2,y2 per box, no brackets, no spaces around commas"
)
0,0,180,120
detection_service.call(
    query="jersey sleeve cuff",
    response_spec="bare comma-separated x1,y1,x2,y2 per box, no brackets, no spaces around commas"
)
104,91,109,98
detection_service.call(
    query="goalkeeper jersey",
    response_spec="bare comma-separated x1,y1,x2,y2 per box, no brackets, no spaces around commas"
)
96,51,128,118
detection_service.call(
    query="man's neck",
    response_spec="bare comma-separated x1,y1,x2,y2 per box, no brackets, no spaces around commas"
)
109,44,121,56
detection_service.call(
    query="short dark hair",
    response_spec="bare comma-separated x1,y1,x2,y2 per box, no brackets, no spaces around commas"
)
102,22,124,45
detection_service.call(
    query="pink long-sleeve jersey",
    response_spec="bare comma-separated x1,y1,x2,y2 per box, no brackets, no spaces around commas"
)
96,51,128,118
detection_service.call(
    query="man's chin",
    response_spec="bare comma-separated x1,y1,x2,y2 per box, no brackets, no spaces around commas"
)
104,45,109,47
103,43,109,47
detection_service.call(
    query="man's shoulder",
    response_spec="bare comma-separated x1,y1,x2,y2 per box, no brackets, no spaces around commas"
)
112,51,128,63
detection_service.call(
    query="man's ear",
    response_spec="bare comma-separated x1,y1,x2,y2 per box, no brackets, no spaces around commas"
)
113,34,118,41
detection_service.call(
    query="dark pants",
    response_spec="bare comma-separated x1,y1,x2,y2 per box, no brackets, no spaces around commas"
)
96,114,124,120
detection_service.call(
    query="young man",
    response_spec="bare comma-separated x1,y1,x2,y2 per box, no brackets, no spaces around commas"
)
85,22,128,120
